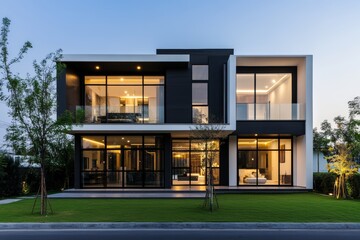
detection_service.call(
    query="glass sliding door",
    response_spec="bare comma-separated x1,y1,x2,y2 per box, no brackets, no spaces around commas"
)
237,137,292,186
81,135,164,188
172,139,220,186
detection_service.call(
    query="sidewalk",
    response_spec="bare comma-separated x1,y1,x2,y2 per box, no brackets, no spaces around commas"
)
1,222,360,230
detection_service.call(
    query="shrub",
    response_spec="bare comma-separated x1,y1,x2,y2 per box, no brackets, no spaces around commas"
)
313,172,337,194
0,155,22,197
347,173,360,199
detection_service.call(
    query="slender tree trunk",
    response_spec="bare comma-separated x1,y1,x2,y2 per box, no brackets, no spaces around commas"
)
40,165,46,215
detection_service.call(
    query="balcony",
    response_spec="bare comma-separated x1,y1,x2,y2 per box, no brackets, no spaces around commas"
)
236,103,305,121
76,105,164,124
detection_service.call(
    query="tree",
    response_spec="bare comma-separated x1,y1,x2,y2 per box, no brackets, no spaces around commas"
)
48,134,74,189
190,117,228,211
313,127,330,172
327,146,358,199
0,17,72,215
315,96,360,199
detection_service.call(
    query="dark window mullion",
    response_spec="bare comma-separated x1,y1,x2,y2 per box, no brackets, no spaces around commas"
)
254,73,256,120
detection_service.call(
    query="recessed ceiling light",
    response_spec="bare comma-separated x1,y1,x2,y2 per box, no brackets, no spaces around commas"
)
127,140,130,143
136,66,141,70
121,137,124,140
95,66,100,70
265,85,268,89
272,79,276,83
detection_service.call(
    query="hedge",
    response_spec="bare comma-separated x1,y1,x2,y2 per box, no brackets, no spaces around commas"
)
313,172,360,198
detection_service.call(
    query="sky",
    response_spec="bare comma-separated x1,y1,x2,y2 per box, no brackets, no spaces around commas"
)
0,0,360,144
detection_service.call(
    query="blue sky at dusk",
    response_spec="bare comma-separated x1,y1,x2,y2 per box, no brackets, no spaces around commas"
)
0,0,360,143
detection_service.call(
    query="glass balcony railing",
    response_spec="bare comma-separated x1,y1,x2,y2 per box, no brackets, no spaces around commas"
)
236,103,305,120
76,105,164,124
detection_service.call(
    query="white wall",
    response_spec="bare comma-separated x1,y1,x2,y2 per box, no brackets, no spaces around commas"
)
313,151,328,172
268,76,292,119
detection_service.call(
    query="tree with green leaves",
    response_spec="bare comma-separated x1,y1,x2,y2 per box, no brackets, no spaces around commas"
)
190,116,228,211
313,127,330,172
315,96,360,199
0,17,73,215
48,134,74,189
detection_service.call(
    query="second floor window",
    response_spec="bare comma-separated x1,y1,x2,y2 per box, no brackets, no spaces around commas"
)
84,76,164,124
236,71,294,120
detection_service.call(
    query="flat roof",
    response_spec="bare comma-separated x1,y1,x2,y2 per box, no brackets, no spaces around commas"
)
61,54,190,62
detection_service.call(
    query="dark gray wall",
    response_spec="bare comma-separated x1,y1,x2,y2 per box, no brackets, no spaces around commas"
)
158,49,233,124
236,120,305,136
165,68,192,123
74,135,81,189
57,66,81,117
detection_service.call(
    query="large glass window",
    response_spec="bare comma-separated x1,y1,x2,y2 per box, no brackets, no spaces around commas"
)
192,65,209,123
237,137,292,186
84,75,164,123
236,71,293,120
172,139,220,186
81,135,164,188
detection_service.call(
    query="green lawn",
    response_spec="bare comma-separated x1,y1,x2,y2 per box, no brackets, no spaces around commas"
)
1,193,359,222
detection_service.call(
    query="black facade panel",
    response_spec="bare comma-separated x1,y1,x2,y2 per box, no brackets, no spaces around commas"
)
190,54,208,64
208,56,229,123
65,67,81,114
57,68,67,118
165,69,192,123
219,138,229,186
157,49,234,56
236,120,305,136
74,135,81,189
163,134,172,188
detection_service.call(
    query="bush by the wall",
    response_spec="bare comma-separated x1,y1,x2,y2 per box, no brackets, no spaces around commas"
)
347,173,360,199
0,155,22,197
313,172,360,198
313,172,337,194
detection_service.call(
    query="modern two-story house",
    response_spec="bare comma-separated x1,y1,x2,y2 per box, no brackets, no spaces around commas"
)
57,49,313,190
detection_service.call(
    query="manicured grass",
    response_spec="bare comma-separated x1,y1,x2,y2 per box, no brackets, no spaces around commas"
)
1,193,360,222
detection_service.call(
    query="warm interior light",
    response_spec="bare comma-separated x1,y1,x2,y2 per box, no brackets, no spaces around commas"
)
95,66,100,70
121,137,125,140
120,78,124,81
127,140,130,143
265,85,268,89
136,66,141,70
83,137,104,146
272,79,276,83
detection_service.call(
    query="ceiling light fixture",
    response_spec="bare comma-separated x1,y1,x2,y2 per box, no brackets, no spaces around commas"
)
127,140,130,143
136,66,141,70
272,79,276,83
120,78,124,81
95,66,100,70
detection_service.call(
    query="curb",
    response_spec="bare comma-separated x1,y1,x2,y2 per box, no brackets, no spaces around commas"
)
1,222,360,230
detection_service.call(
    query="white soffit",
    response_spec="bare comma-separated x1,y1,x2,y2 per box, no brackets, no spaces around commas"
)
61,54,190,62
236,55,311,66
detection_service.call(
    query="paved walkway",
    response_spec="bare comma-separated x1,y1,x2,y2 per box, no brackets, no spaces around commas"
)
0,199,22,205
48,192,205,199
